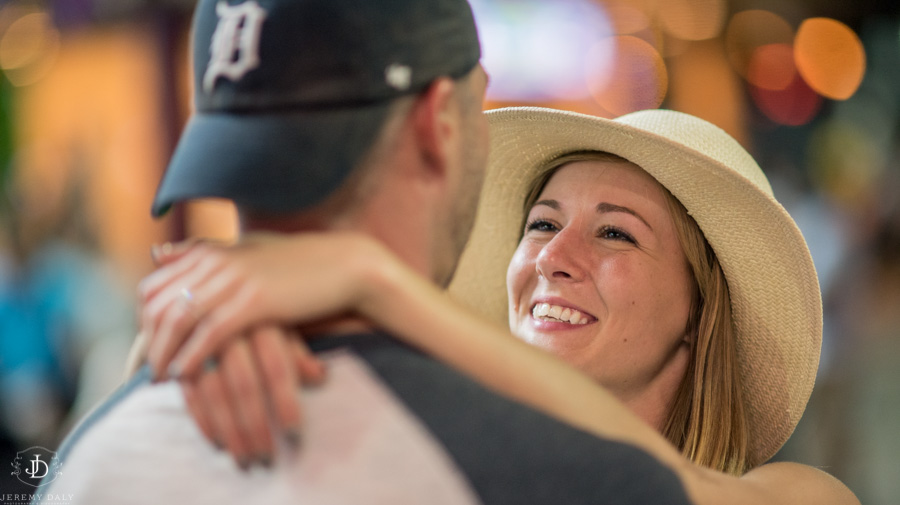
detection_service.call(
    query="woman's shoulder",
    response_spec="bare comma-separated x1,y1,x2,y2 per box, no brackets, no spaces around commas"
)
681,459,859,505
738,461,860,505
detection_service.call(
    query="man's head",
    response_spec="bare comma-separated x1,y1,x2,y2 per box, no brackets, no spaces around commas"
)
238,64,489,288
152,0,482,218
151,0,488,285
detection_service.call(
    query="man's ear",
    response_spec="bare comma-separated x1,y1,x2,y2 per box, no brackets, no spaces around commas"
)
411,77,459,175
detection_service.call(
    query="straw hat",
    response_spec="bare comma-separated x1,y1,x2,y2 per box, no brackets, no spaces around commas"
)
447,107,822,466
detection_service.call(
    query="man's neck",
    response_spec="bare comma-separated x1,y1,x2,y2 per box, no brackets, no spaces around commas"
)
238,206,434,339
237,212,375,338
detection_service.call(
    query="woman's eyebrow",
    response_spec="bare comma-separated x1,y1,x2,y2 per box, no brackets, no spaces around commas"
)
533,199,560,210
596,202,653,231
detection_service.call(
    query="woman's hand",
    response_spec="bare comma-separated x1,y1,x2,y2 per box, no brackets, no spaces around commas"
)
180,325,321,469
136,233,389,467
138,232,389,380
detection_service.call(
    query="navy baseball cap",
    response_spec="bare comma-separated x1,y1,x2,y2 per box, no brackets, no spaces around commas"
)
152,0,481,217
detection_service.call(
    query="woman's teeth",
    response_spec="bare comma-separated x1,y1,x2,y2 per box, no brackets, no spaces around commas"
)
532,303,590,324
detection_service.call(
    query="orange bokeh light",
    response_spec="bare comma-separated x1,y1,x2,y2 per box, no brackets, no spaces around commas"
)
0,10,60,86
667,40,748,147
603,0,651,35
586,35,667,116
794,17,865,100
657,0,726,41
724,10,793,79
747,43,796,91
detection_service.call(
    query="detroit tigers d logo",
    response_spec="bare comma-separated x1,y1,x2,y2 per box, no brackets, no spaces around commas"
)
203,0,268,92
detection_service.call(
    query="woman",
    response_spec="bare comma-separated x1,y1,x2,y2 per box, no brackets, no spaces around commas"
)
138,108,857,503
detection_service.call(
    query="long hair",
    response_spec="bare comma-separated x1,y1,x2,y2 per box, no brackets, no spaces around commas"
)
662,190,749,475
522,151,750,475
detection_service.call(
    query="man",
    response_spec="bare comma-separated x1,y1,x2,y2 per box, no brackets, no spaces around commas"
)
36,0,692,503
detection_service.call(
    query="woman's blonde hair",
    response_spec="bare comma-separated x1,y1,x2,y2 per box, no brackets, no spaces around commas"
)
522,151,750,475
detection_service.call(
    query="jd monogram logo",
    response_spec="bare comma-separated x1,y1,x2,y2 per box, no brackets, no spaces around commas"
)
203,0,268,93
10,446,62,487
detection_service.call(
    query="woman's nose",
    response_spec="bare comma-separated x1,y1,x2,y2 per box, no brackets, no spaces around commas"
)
534,227,586,282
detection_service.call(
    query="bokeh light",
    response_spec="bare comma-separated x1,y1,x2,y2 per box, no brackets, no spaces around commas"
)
795,17,866,100
747,43,796,91
725,10,793,79
470,0,614,102
603,0,651,35
667,40,747,146
0,9,60,86
586,35,667,116
657,0,726,41
751,70,822,126
808,119,883,205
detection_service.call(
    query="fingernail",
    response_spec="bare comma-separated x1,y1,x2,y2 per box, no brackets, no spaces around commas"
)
258,454,273,469
137,279,149,299
168,361,183,380
150,244,162,263
213,439,225,451
237,457,251,472
150,365,164,383
284,429,301,448
310,362,328,386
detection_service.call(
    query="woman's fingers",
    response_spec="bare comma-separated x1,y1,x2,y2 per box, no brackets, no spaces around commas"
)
195,359,254,469
138,245,207,305
181,328,315,470
181,331,307,470
289,331,327,386
189,338,275,469
221,338,275,467
250,327,302,439
140,247,212,368
145,255,240,379
170,285,259,378
181,379,220,447
151,239,206,266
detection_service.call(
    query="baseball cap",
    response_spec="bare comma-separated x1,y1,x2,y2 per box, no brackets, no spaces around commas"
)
152,0,481,217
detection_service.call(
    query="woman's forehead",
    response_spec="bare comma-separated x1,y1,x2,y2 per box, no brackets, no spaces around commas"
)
540,159,669,201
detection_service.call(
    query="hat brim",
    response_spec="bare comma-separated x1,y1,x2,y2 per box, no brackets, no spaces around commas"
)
448,107,822,467
152,102,391,217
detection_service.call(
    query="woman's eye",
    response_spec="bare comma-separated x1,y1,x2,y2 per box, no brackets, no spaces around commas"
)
525,219,558,233
598,226,636,244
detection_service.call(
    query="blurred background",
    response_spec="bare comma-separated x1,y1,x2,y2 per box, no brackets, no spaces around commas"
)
0,0,897,501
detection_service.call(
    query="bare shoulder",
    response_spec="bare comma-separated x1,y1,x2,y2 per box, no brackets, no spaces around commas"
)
740,461,860,505
682,460,860,505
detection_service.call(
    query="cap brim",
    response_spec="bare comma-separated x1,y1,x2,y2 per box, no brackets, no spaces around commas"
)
152,102,391,217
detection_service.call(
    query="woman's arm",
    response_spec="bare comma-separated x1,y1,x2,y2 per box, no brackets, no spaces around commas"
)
140,232,859,505
363,252,683,462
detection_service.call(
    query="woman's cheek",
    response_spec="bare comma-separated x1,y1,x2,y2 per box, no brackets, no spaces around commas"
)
507,243,536,320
